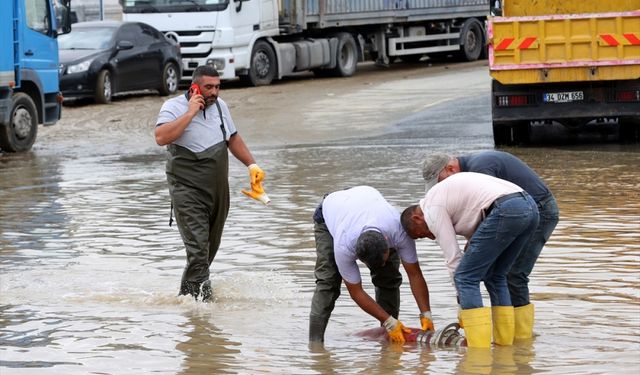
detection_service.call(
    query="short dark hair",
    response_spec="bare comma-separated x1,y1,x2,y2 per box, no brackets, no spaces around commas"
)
400,205,419,233
192,65,220,83
355,230,388,269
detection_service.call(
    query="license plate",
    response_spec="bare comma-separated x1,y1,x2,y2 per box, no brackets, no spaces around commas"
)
543,91,584,103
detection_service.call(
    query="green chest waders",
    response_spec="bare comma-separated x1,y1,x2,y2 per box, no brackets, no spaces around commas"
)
166,141,229,292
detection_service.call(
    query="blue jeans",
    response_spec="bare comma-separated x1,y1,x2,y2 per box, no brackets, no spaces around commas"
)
454,192,539,309
508,195,559,307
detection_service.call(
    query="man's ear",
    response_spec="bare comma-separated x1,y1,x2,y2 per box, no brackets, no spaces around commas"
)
411,209,424,223
451,159,462,173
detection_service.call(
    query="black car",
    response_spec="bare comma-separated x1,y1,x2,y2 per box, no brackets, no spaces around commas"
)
58,21,181,103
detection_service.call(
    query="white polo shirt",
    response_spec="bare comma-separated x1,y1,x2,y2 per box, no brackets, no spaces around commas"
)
156,94,237,152
322,186,418,284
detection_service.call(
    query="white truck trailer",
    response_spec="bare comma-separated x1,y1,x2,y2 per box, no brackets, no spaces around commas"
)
120,0,491,85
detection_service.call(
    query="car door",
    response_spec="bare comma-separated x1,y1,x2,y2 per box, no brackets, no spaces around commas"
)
134,24,164,89
21,0,60,95
231,0,261,49
112,23,145,92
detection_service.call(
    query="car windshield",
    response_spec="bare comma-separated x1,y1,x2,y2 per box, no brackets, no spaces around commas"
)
120,0,229,13
58,27,115,50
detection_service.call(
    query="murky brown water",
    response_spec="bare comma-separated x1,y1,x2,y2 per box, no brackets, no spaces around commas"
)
1,63,639,374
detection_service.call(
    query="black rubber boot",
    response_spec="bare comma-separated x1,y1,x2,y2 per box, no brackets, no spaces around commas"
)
178,281,201,300
200,280,212,302
309,314,329,342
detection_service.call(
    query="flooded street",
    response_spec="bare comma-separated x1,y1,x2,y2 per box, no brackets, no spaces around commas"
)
1,61,639,374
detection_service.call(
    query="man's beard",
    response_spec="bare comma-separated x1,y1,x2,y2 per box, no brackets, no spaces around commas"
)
204,95,217,107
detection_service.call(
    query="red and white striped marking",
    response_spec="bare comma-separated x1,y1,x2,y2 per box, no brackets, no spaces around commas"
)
494,37,539,51
599,33,640,46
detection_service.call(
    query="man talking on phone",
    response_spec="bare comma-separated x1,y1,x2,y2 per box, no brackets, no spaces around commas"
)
155,65,266,302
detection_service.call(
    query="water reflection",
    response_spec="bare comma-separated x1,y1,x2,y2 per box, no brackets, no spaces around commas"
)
176,313,241,374
307,343,345,375
1,138,639,374
0,152,68,254
455,345,536,375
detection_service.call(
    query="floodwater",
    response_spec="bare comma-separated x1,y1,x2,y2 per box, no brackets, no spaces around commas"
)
1,64,639,374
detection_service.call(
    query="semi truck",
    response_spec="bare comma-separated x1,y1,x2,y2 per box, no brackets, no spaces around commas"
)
120,0,492,86
0,0,72,152
488,0,640,145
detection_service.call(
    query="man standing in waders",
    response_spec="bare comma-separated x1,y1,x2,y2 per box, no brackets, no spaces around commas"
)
155,66,265,302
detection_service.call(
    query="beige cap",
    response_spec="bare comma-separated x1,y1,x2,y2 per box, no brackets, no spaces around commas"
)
422,152,450,192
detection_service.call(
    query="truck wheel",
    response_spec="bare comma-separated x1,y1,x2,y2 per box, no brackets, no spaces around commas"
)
0,93,38,152
159,62,179,96
457,18,484,62
95,69,112,104
332,32,358,77
493,121,530,146
512,121,531,144
492,122,512,146
245,40,277,86
619,118,640,143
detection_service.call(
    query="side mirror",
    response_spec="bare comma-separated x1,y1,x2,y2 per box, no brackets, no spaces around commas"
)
234,0,246,12
117,40,135,50
54,0,72,35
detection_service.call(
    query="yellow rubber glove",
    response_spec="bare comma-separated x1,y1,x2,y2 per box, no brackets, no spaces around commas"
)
243,164,269,204
248,164,265,185
383,316,410,344
420,311,435,331
241,180,270,204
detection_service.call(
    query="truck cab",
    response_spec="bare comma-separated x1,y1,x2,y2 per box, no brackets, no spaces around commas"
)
120,0,278,83
0,0,72,152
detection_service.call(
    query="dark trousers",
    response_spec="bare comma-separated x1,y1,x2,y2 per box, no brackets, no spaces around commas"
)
309,213,402,341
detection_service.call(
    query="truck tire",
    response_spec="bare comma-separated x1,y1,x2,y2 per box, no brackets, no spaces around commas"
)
244,40,277,86
159,62,179,96
619,118,640,143
95,69,113,104
332,32,358,77
492,121,530,146
492,122,512,146
0,93,38,152
512,121,531,144
457,18,484,62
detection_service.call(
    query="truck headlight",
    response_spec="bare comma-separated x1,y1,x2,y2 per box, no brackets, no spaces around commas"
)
67,60,93,74
206,59,225,71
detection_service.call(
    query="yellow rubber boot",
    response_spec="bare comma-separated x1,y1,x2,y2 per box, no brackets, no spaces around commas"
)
514,304,534,339
460,307,492,348
492,306,515,346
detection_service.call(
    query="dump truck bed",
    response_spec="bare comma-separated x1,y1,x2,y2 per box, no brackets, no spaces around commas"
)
502,0,640,17
489,10,640,84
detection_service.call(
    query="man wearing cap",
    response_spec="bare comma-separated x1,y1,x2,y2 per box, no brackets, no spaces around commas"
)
421,151,559,340
401,172,539,348
309,186,433,344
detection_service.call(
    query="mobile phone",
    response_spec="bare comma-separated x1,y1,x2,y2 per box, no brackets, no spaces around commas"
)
189,83,201,98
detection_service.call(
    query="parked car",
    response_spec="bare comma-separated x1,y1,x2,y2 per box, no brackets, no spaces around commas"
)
58,21,181,103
